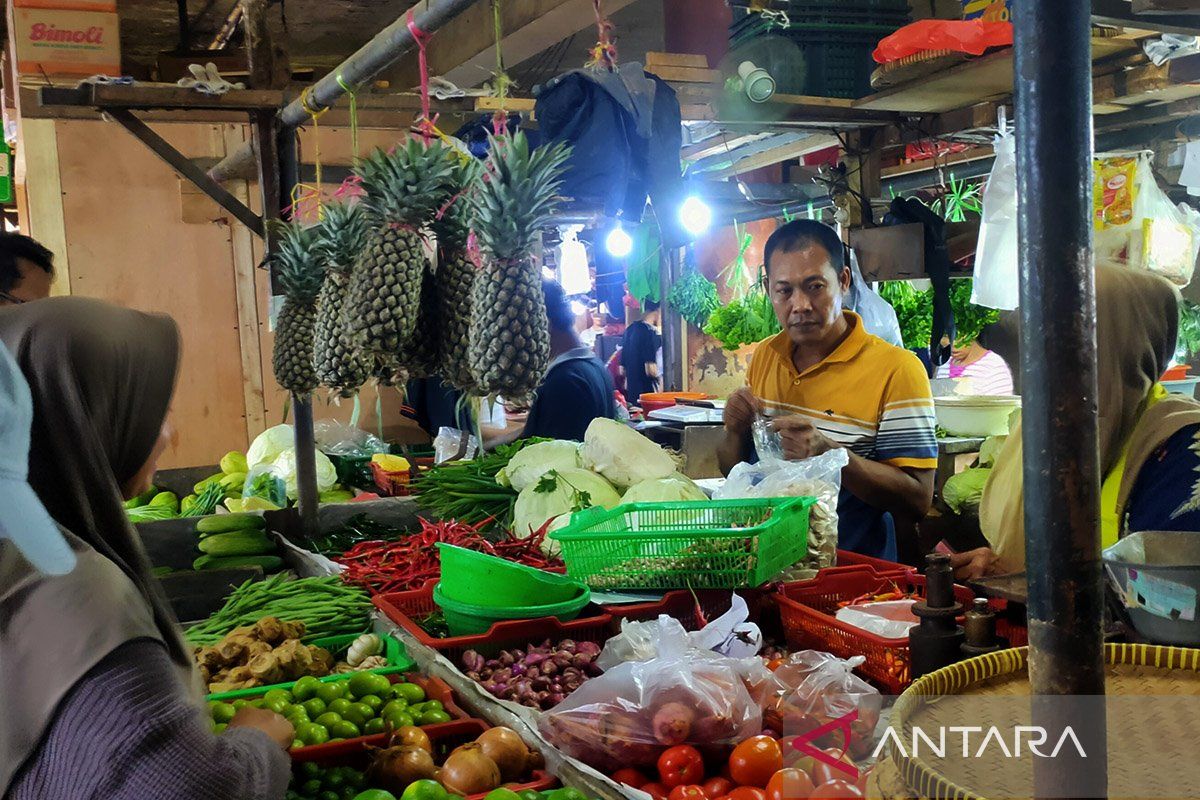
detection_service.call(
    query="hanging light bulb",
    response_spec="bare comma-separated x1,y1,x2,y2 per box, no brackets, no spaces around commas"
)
605,222,633,258
679,195,712,236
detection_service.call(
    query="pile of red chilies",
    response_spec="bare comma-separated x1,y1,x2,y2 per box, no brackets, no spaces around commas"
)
335,517,562,595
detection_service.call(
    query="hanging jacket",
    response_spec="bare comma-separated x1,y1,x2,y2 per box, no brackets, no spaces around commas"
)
883,197,956,366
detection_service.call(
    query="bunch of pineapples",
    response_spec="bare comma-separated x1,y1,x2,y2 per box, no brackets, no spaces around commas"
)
432,155,483,392
467,131,571,401
269,219,324,396
347,138,456,382
313,201,372,397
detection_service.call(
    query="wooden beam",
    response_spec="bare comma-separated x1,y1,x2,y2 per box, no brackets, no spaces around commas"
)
682,132,772,161
382,0,638,90
1093,0,1200,34
706,134,838,179
38,84,285,111
646,52,709,69
1134,0,1200,11
644,64,719,83
17,119,71,296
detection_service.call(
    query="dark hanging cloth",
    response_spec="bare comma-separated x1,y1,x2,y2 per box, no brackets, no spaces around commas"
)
883,197,956,367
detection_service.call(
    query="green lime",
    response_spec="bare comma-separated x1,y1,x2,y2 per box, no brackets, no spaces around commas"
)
302,698,327,717
518,791,542,800
315,682,347,705
285,704,310,722
381,699,408,717
359,694,384,712
342,702,373,727
329,720,361,739
291,739,304,750
417,709,451,726
324,771,346,790
232,699,251,710
545,789,587,800
293,675,323,702
484,790,524,800
296,722,330,746
400,778,448,800
212,722,228,734
328,698,353,717
263,696,289,714
340,790,359,800
263,688,293,706
393,683,426,704
315,712,342,728
384,710,414,729
347,671,384,699
363,717,386,735
209,700,236,724
318,791,341,800
342,768,365,788
301,778,324,796
299,762,322,779
353,791,398,800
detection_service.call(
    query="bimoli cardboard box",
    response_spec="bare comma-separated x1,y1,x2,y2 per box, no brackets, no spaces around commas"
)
11,6,120,77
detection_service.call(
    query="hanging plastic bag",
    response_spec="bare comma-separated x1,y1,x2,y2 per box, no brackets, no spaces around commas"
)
764,650,882,760
313,420,389,458
539,616,763,771
714,449,848,577
844,251,903,347
972,134,1019,310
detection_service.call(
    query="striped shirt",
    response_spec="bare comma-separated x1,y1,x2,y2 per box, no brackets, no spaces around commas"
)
935,350,1014,396
747,311,937,558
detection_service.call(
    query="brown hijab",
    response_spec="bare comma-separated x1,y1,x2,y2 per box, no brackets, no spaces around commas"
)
980,262,1200,571
0,297,196,794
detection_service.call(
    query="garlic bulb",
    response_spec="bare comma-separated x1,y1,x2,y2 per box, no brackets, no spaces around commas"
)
347,633,384,667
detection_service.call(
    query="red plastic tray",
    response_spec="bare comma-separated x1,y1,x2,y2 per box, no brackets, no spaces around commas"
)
373,582,615,662
776,570,975,694
287,673,470,757
290,718,558,800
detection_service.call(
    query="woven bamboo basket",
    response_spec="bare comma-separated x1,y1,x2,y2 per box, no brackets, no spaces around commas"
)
869,644,1200,800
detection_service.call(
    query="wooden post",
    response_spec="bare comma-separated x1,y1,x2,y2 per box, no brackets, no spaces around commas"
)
841,130,881,229
240,0,288,89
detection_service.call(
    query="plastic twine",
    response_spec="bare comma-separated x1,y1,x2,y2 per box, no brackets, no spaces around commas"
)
586,0,618,72
407,10,439,141
287,86,330,222
335,73,360,160
350,394,361,428
489,0,513,134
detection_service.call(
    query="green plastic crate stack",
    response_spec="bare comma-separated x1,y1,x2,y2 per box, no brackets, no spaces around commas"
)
193,513,283,572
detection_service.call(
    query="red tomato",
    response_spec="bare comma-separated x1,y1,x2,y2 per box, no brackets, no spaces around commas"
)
810,751,857,787
642,782,670,800
668,785,709,800
658,745,706,789
729,737,784,788
703,777,735,798
613,768,651,789
727,787,767,800
766,768,816,800
808,780,864,799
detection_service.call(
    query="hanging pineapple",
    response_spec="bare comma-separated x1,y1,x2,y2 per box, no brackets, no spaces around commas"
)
269,220,323,396
432,155,483,392
313,201,372,397
347,138,455,376
467,131,571,401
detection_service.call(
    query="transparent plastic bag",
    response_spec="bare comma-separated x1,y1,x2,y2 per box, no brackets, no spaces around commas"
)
539,617,763,771
752,415,785,461
434,426,479,463
313,420,388,458
972,133,1019,310
765,650,882,760
242,463,288,508
597,595,763,671
714,450,848,576
845,251,903,347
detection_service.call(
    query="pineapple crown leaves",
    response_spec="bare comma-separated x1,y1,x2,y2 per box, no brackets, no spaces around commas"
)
469,130,571,262
315,201,371,275
430,155,484,247
267,219,324,304
353,138,458,227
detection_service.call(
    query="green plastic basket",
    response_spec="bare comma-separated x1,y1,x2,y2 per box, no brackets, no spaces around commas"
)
437,543,586,607
205,632,415,701
550,496,816,590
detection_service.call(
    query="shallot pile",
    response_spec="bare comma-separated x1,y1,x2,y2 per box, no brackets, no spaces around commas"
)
461,639,602,709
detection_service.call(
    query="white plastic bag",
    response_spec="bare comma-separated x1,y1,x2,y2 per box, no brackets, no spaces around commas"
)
597,595,763,671
845,251,903,346
433,427,479,463
972,133,1020,310
765,650,882,759
313,420,388,458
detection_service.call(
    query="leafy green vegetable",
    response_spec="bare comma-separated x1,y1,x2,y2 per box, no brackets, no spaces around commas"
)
413,437,551,529
185,481,226,517
668,268,721,329
1179,299,1200,360
929,174,983,223
702,286,781,350
942,467,991,514
878,278,999,349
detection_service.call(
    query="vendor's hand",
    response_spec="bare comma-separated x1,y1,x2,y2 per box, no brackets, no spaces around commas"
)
723,387,761,436
228,706,295,749
646,362,660,379
771,416,839,461
948,547,1000,580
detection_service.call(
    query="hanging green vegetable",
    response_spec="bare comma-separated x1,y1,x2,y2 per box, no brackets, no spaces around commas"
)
703,285,781,351
668,268,721,329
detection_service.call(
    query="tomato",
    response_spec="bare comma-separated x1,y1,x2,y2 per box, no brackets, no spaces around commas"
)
668,785,709,800
808,780,863,799
766,768,816,800
642,783,669,800
658,746,706,788
766,658,785,672
810,750,857,787
729,737,784,788
613,769,651,789
703,777,734,798
727,788,767,800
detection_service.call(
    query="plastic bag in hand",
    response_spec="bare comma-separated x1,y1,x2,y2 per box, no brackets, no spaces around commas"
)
766,650,882,760
540,616,762,771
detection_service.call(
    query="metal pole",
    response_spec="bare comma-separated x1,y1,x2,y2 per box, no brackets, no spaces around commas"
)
1014,1,1106,798
208,0,484,183
660,247,685,392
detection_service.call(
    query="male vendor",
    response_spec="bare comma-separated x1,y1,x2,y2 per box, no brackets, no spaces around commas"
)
718,220,937,559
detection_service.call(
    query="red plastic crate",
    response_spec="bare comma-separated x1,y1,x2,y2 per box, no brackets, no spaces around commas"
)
286,673,470,757
291,718,558,800
373,582,615,662
776,570,975,694
601,586,779,630
835,549,913,574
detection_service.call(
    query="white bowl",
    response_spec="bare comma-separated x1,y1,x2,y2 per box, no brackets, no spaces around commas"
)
934,394,1021,437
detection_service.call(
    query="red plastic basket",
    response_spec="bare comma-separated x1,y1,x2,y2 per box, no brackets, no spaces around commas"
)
835,549,913,574
287,673,470,757
776,570,975,694
290,718,558,800
601,586,781,631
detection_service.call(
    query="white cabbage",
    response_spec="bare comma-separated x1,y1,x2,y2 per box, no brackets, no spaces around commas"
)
495,440,582,491
247,424,295,468
512,467,622,552
579,417,675,489
620,472,708,504
272,447,338,499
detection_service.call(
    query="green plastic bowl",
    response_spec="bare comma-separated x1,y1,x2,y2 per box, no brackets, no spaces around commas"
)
436,543,584,607
432,580,592,636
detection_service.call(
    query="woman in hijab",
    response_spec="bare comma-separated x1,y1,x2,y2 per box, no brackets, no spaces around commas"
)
0,297,293,799
951,262,1200,578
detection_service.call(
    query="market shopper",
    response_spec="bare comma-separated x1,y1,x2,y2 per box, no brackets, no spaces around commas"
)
0,233,54,305
951,262,1200,578
934,337,1014,395
621,299,662,405
719,220,937,560
0,297,292,800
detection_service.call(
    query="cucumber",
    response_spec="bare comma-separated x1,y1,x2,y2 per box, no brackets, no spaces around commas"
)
197,531,275,556
192,472,224,494
192,554,283,572
218,472,247,491
194,513,266,534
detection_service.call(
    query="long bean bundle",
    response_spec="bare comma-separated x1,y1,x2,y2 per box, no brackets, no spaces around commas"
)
412,438,549,528
185,574,372,646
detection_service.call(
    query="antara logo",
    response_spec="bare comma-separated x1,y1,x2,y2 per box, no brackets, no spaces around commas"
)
29,24,105,44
